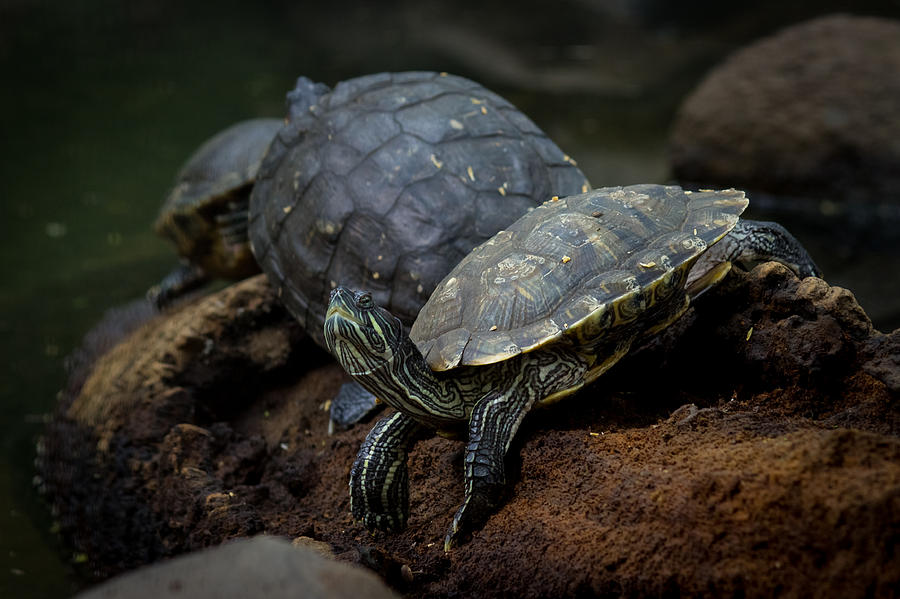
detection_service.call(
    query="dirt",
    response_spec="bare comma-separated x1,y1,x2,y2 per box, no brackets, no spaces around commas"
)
40,266,900,597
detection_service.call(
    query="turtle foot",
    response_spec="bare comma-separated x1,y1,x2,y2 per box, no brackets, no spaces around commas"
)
443,482,503,552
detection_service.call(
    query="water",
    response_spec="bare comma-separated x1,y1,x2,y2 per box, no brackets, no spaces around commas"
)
2,1,897,596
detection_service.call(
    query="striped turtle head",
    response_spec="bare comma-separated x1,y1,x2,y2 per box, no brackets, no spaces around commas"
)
324,287,405,376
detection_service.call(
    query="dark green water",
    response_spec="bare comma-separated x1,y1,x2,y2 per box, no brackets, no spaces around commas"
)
2,1,897,596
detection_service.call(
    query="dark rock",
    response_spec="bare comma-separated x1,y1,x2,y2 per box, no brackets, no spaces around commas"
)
73,535,397,599
42,265,900,596
670,14,900,203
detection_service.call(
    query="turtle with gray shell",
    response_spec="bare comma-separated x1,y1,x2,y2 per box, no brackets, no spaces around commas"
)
149,118,283,308
247,71,590,429
248,71,590,348
323,184,820,550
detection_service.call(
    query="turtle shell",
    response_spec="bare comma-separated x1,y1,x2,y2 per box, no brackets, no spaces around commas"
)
155,118,283,278
249,71,590,348
410,184,748,371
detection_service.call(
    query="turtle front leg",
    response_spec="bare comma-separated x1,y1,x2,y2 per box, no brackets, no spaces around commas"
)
445,389,535,551
147,261,208,309
350,411,426,532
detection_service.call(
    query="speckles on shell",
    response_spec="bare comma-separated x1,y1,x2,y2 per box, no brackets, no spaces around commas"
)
449,119,464,130
489,253,546,285
436,276,460,302
610,189,650,209
682,236,706,251
316,220,341,236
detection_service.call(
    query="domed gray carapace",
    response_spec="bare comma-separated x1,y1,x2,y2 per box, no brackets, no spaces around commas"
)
249,71,590,348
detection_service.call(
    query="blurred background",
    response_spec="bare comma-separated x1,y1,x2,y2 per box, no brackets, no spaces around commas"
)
2,0,899,596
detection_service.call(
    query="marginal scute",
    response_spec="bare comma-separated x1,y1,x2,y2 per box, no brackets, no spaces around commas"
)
425,328,471,371
461,332,521,367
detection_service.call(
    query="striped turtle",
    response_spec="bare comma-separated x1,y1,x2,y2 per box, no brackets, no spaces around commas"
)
149,118,282,308
249,71,589,431
323,184,820,550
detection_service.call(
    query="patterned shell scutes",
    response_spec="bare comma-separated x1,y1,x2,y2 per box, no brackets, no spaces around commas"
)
411,184,748,371
249,71,590,348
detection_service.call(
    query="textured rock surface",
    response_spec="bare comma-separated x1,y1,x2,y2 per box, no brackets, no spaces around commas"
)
42,267,899,597
669,14,900,203
73,535,397,599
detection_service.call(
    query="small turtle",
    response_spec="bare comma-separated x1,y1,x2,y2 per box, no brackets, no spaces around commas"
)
149,118,283,307
323,184,820,550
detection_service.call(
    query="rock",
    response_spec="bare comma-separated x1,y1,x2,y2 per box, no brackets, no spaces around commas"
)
42,265,900,596
293,536,336,559
38,275,319,577
73,535,398,599
61,297,159,400
669,14,900,203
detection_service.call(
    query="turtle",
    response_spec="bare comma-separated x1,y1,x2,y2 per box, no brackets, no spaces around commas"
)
248,71,590,350
322,184,821,551
247,71,589,430
149,118,283,308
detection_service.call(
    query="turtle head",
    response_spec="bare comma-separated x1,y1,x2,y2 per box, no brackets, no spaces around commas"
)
324,287,405,376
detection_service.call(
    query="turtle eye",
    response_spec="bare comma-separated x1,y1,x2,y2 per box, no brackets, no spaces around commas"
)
356,292,374,309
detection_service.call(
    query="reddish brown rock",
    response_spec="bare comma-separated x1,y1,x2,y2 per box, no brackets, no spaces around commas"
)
669,14,900,202
41,267,899,596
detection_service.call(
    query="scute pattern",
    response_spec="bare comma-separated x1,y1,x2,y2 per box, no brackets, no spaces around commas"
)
249,72,590,347
411,185,748,371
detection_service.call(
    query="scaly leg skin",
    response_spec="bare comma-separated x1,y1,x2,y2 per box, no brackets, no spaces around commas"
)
444,389,535,551
350,411,426,532
147,261,208,309
687,219,822,295
329,381,382,434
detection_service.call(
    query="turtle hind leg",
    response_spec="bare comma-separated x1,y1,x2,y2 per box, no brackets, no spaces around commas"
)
350,411,426,532
444,389,536,551
687,219,822,297
716,219,821,277
147,261,208,309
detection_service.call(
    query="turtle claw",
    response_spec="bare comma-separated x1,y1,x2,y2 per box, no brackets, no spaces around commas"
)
443,487,499,552
443,530,457,553
443,505,467,552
